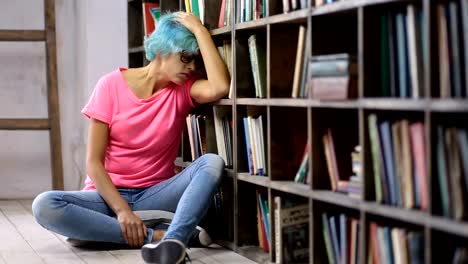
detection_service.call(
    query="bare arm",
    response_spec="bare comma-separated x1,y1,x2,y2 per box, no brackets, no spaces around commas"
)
86,118,147,247
177,12,230,104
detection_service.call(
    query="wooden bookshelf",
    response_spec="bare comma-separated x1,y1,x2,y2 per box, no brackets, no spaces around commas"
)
128,0,468,263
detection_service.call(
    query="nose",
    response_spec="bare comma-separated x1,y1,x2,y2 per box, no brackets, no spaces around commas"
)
186,60,196,71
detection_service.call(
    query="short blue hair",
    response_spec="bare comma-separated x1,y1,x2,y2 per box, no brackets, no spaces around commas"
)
144,12,199,61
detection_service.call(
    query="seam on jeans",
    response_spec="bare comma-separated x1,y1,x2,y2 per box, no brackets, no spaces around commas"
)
135,161,199,204
62,193,107,204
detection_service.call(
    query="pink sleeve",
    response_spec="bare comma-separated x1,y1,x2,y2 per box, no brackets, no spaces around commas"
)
182,76,199,109
81,76,113,124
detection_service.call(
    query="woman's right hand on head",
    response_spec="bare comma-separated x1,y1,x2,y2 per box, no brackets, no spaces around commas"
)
117,210,148,247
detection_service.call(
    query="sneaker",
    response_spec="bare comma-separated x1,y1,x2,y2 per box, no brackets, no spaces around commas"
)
141,239,187,264
189,226,212,248
145,221,212,248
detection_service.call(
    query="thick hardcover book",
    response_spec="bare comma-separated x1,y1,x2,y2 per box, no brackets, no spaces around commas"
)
310,59,358,77
380,14,391,97
438,5,451,98
458,129,468,202
446,128,467,220
396,12,410,98
248,34,267,98
279,202,309,263
437,126,451,217
310,76,357,100
379,121,399,206
406,5,424,98
447,1,463,97
462,0,468,95
410,122,428,210
368,114,384,203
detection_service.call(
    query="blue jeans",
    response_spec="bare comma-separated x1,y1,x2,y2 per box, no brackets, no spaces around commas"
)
32,153,224,246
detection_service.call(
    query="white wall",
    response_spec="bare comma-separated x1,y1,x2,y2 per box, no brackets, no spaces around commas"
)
0,0,128,198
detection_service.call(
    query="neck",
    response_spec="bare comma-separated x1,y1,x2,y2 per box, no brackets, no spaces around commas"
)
139,59,171,94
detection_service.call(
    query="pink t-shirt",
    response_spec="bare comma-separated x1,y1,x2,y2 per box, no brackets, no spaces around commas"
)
81,68,196,190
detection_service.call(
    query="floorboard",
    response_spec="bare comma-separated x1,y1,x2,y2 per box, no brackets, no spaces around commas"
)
0,200,256,264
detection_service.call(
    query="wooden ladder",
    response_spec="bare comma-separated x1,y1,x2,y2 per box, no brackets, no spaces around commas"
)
0,0,64,190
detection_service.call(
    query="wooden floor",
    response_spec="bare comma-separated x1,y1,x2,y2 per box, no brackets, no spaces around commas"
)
0,200,255,264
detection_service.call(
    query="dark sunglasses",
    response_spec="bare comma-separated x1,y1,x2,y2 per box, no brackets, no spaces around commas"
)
180,51,199,64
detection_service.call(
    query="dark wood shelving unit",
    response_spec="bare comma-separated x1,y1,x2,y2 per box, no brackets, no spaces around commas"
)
128,0,468,262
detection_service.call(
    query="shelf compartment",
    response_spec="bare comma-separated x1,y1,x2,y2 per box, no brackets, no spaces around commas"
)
430,229,468,263
235,29,266,98
311,9,357,56
204,176,235,243
270,107,308,182
311,108,359,195
313,200,361,264
270,191,309,264
430,113,468,221
237,181,270,255
362,2,426,99
270,23,308,98
236,106,268,176
363,213,426,264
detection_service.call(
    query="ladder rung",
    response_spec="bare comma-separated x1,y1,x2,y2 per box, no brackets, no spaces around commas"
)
0,119,50,130
0,30,46,41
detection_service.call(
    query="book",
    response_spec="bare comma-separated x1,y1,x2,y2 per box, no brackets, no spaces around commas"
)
142,2,160,37
275,196,309,263
248,34,267,98
291,25,306,98
310,76,357,100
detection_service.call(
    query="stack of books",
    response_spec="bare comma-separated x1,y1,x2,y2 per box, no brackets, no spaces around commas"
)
308,53,357,100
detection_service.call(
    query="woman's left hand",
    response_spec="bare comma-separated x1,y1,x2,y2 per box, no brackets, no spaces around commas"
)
176,12,204,34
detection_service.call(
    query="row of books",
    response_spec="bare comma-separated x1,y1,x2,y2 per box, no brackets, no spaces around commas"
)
185,114,207,161
218,0,233,28
243,115,267,176
368,115,428,210
281,0,308,13
368,223,423,264
436,125,468,220
184,0,204,23
379,5,425,99
437,0,468,98
322,213,360,264
185,109,233,167
238,0,266,22
256,190,270,252
274,196,309,263
213,107,233,167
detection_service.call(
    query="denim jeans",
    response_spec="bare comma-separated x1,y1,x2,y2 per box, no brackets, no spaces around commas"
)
32,153,224,246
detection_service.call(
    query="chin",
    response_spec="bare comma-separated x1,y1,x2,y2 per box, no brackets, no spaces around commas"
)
173,76,187,85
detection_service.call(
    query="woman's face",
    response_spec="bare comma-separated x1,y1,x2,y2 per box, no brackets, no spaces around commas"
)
161,51,197,85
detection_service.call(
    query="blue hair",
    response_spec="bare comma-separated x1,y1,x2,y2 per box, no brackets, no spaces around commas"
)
144,12,199,61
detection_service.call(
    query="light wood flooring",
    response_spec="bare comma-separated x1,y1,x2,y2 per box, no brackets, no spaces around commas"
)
0,200,255,264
